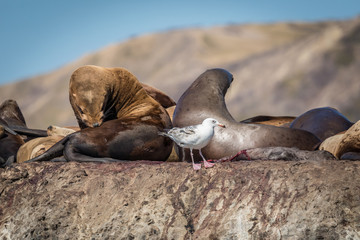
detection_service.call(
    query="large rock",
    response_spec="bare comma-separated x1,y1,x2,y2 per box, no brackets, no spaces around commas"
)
0,160,359,239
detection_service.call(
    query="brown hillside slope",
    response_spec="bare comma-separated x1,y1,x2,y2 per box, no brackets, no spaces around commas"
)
0,18,359,128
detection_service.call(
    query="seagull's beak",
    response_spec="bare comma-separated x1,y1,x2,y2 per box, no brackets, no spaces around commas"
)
218,123,226,128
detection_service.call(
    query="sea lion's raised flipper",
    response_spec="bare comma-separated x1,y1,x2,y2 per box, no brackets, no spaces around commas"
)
11,126,48,137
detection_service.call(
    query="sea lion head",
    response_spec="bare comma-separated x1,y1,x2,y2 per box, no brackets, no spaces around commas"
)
70,86,109,128
174,68,235,126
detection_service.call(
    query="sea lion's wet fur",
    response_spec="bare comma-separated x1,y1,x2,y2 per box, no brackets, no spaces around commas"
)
173,68,321,161
28,66,173,162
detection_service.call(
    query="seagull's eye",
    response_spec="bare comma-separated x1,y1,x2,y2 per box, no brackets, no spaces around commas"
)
212,120,216,124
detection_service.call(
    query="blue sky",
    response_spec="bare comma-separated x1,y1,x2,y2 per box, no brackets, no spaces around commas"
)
0,0,359,85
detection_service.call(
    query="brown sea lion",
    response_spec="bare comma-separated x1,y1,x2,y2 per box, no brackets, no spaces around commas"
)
319,120,360,159
17,126,80,163
0,99,26,128
0,100,27,166
0,120,24,167
290,107,353,141
47,125,80,137
173,68,320,161
69,65,175,129
17,135,64,163
240,115,296,127
141,82,176,108
0,99,47,139
27,68,173,163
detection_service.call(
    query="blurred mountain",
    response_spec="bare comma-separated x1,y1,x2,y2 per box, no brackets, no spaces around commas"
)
1,17,359,129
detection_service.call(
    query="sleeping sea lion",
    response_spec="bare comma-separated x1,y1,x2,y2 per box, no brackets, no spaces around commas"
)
319,120,360,159
173,68,320,161
47,125,79,137
17,135,64,163
69,65,175,129
290,107,353,141
27,68,173,163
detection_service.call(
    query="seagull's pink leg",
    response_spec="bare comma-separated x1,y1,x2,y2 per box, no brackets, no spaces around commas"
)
190,148,201,170
181,147,185,162
199,149,215,168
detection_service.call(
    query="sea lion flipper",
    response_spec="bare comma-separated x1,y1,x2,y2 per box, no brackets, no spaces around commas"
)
63,144,129,163
11,125,48,137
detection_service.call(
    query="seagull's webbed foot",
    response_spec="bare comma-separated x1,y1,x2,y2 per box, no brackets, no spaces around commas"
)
203,160,215,168
199,149,215,168
192,163,202,170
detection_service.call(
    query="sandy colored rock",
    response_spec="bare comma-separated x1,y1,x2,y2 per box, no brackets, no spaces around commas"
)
0,160,359,239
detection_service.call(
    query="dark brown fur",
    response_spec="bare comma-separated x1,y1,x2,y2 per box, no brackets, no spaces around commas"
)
290,107,353,141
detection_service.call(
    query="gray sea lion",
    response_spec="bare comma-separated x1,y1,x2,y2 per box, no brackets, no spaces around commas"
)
290,107,353,141
70,65,175,129
173,68,320,161
27,68,173,163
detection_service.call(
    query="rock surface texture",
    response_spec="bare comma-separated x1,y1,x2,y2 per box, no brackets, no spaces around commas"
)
1,160,359,239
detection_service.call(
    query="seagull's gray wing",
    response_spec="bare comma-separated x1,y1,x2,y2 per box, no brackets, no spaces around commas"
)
180,126,196,134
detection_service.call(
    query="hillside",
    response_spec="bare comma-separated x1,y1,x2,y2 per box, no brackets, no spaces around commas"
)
0,18,360,128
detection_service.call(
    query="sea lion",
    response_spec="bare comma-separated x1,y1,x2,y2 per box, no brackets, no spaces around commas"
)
0,99,47,139
47,125,80,137
141,82,176,108
319,120,360,159
173,68,320,161
240,115,296,127
69,65,175,129
17,135,64,163
17,126,80,163
0,120,25,167
290,107,353,141
0,99,27,128
27,68,173,163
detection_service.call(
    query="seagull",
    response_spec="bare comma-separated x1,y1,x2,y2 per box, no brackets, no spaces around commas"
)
159,118,225,170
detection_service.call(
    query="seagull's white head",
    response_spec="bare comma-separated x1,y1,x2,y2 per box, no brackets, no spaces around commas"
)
202,118,226,128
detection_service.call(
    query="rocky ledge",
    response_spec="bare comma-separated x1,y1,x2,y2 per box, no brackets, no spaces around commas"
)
0,160,359,239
